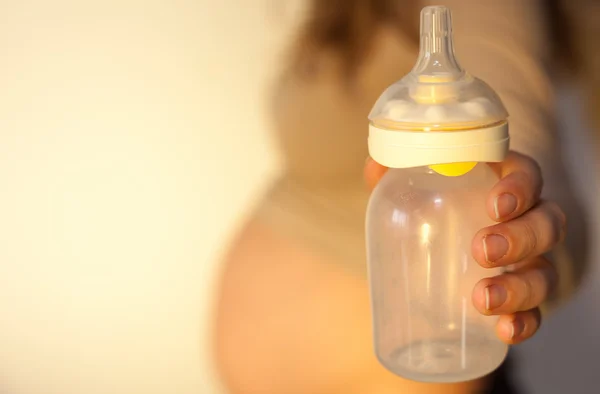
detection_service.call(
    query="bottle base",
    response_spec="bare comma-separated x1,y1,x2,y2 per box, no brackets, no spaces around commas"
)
378,334,508,383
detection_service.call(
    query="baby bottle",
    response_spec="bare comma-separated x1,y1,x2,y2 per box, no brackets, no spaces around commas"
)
366,6,510,383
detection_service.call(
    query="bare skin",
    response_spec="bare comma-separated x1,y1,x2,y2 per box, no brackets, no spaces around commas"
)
215,218,490,394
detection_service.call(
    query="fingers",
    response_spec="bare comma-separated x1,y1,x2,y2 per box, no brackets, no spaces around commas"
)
473,259,549,344
364,156,388,190
477,153,559,345
495,309,542,344
487,151,543,222
472,200,566,267
472,256,558,316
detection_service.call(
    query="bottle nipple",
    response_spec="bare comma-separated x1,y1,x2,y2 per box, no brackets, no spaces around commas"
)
411,6,463,104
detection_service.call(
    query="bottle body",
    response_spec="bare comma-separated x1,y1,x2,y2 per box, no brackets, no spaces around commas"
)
366,163,508,383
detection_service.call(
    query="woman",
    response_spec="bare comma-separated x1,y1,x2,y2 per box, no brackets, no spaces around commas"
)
214,1,587,393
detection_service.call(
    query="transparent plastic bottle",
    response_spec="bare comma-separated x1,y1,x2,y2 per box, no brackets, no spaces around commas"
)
366,6,510,383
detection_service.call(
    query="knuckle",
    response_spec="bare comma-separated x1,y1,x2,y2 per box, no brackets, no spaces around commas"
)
517,260,555,311
530,160,543,183
520,220,538,255
515,170,534,192
522,157,543,193
546,201,566,224
514,169,542,207
525,154,542,176
545,201,567,244
526,203,564,252
518,273,536,310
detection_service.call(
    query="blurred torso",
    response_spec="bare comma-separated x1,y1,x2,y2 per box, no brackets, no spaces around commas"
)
214,26,491,394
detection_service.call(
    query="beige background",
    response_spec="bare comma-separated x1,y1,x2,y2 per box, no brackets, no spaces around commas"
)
0,1,306,393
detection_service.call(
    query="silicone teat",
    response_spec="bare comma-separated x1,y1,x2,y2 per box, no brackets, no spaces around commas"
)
414,6,463,78
412,6,463,104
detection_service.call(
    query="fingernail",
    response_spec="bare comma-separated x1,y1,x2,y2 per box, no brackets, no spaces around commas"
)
482,234,509,263
494,193,517,219
509,318,525,340
484,285,507,311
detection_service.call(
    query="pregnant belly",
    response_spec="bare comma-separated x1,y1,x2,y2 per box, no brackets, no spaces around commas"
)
214,219,491,394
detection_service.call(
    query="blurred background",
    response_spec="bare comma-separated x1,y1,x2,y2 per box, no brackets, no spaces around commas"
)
0,1,598,393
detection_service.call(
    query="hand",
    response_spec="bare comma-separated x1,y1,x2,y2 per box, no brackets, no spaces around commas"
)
364,151,566,345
